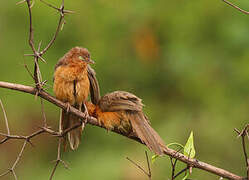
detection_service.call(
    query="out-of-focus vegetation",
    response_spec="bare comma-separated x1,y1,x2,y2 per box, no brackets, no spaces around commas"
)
0,0,248,179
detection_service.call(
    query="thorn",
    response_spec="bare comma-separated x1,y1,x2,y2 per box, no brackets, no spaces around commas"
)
60,20,66,31
27,139,35,147
40,0,59,11
24,53,35,56
64,10,75,14
38,41,42,52
60,160,70,169
37,55,47,63
30,0,35,8
16,0,26,5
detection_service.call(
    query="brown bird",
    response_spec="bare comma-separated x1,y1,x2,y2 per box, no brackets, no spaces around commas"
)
53,47,98,150
85,91,166,155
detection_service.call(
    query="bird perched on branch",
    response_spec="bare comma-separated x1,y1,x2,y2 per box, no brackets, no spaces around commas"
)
85,91,166,155
53,47,99,150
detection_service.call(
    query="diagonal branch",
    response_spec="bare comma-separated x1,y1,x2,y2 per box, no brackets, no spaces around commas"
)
126,151,152,179
49,112,69,180
0,138,28,179
126,157,151,178
235,125,249,180
40,0,73,55
222,0,249,15
0,99,10,135
0,80,244,180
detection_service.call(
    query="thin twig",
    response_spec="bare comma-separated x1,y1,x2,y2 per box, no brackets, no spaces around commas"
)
169,146,183,180
49,110,69,180
170,157,177,180
0,140,27,179
235,125,249,180
40,0,72,55
23,59,35,80
40,98,47,127
145,151,152,179
26,0,36,52
173,166,189,179
222,0,249,15
0,170,10,178
0,99,10,135
126,157,151,178
49,139,61,180
12,141,27,169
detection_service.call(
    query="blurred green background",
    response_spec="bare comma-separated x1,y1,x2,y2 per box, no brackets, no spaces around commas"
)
0,0,248,179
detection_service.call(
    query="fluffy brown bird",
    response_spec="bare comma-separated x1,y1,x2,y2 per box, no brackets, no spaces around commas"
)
53,47,98,150
85,91,166,155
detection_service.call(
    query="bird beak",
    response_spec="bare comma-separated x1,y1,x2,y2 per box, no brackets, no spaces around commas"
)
88,59,95,64
79,56,95,64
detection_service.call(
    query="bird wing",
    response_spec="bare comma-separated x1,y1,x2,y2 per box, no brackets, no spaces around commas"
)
53,57,67,82
99,91,144,112
87,65,101,105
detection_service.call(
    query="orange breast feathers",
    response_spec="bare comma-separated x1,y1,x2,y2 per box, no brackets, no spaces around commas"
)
85,101,131,132
53,61,90,105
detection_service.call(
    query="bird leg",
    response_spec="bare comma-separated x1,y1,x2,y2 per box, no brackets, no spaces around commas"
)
80,103,89,131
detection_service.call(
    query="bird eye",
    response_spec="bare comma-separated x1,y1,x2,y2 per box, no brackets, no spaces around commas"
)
79,56,84,60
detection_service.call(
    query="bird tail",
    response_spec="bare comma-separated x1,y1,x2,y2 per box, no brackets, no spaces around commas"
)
61,110,83,150
128,112,166,155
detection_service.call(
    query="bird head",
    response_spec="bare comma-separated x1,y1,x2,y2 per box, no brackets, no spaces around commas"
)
70,47,95,64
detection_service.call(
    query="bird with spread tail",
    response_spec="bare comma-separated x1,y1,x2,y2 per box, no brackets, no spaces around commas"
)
53,47,100,150
85,91,166,155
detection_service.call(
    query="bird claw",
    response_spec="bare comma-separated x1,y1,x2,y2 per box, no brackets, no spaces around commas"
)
66,102,70,113
83,103,89,117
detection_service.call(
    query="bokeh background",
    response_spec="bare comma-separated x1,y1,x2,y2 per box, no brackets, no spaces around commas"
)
0,0,248,179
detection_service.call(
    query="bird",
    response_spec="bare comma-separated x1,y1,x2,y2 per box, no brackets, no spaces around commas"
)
85,91,166,155
53,46,99,150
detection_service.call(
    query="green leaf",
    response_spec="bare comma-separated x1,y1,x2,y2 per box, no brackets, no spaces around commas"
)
151,155,159,164
184,131,196,158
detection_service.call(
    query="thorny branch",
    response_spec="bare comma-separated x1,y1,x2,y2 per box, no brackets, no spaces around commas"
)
0,103,86,179
23,0,72,88
0,0,74,179
0,101,28,180
234,125,249,180
49,112,69,180
0,80,245,180
222,0,249,15
0,141,27,180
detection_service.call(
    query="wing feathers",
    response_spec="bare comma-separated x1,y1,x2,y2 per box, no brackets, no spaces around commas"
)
87,65,101,105
99,91,143,112
128,112,165,155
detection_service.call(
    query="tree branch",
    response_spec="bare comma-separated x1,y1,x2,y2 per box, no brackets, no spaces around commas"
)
0,80,244,180
222,0,249,15
235,125,249,180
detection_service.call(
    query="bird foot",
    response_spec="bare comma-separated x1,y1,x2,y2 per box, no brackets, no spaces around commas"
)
83,103,89,117
66,102,71,113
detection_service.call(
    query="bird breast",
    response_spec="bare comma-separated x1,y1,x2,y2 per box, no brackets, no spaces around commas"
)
53,63,89,105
